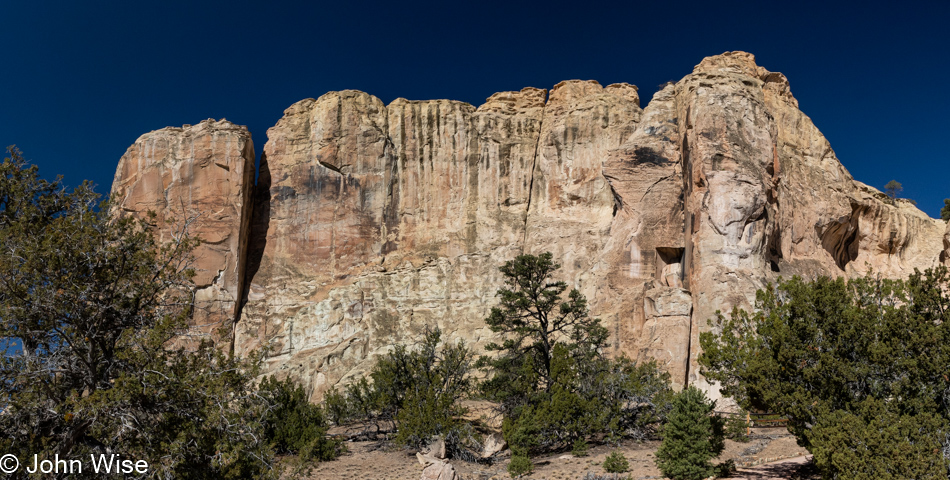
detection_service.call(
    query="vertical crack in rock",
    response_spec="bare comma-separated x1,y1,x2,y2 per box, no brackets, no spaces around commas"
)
522,102,545,248
229,137,256,357
382,136,399,255
607,180,623,216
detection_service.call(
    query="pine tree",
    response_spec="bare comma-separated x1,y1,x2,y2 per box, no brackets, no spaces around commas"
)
884,179,903,199
654,386,724,480
477,253,673,456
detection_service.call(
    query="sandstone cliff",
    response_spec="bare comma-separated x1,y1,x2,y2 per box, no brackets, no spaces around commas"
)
111,119,255,345
112,52,949,399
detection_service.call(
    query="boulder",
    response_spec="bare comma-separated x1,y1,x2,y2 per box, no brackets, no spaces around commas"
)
421,461,458,480
481,432,506,459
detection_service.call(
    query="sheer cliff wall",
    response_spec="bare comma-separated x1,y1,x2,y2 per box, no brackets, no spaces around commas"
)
112,52,950,399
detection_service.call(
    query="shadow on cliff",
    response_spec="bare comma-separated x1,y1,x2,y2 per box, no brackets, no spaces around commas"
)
237,152,270,327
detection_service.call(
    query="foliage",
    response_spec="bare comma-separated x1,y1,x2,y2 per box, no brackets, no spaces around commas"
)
603,450,630,473
571,437,589,457
478,252,609,410
699,268,950,479
941,198,950,220
713,459,736,478
324,326,477,456
0,148,276,479
654,386,724,480
722,411,750,443
258,376,342,462
479,253,673,454
884,179,903,199
809,398,948,479
507,454,533,477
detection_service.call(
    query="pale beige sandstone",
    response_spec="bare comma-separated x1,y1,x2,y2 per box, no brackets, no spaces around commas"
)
111,119,254,345
420,461,458,480
113,52,949,400
521,80,643,357
678,52,947,393
480,432,506,459
237,89,544,399
598,82,690,388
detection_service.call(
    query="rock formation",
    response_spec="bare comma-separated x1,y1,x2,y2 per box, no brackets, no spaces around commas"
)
111,120,255,346
112,52,950,399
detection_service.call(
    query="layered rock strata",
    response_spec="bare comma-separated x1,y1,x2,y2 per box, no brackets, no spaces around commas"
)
113,52,950,399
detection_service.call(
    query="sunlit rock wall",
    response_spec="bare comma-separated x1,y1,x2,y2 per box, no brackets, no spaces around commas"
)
111,119,255,345
113,53,949,399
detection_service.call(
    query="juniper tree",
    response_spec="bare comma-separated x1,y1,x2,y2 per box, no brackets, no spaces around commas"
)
324,326,477,456
700,268,950,479
258,376,342,463
0,148,277,479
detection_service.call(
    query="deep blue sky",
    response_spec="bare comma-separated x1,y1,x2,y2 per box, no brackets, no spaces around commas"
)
1,1,947,217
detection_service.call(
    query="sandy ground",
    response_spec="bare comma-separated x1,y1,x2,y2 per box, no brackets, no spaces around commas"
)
302,427,813,480
728,456,816,480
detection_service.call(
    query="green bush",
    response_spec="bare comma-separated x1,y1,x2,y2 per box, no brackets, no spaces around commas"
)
714,459,736,477
572,437,589,457
603,450,630,473
508,454,533,477
323,327,476,456
654,386,724,480
259,376,342,462
809,399,948,479
699,268,950,478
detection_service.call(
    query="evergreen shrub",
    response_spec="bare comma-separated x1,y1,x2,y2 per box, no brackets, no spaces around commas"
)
603,450,630,473
259,376,342,462
323,327,477,457
508,453,533,477
654,386,724,480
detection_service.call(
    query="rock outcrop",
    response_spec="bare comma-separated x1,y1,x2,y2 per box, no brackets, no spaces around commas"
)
111,119,255,346
112,52,949,399
420,461,459,480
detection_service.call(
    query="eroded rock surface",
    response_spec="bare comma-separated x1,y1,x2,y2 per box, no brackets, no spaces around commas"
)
113,53,948,398
236,88,544,397
111,119,255,345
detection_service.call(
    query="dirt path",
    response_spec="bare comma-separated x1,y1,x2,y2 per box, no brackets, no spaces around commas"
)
728,455,816,479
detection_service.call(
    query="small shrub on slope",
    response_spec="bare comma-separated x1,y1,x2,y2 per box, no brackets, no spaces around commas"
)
603,449,630,473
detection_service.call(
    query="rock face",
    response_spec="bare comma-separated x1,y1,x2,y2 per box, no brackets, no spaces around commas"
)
111,119,255,346
112,52,949,399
